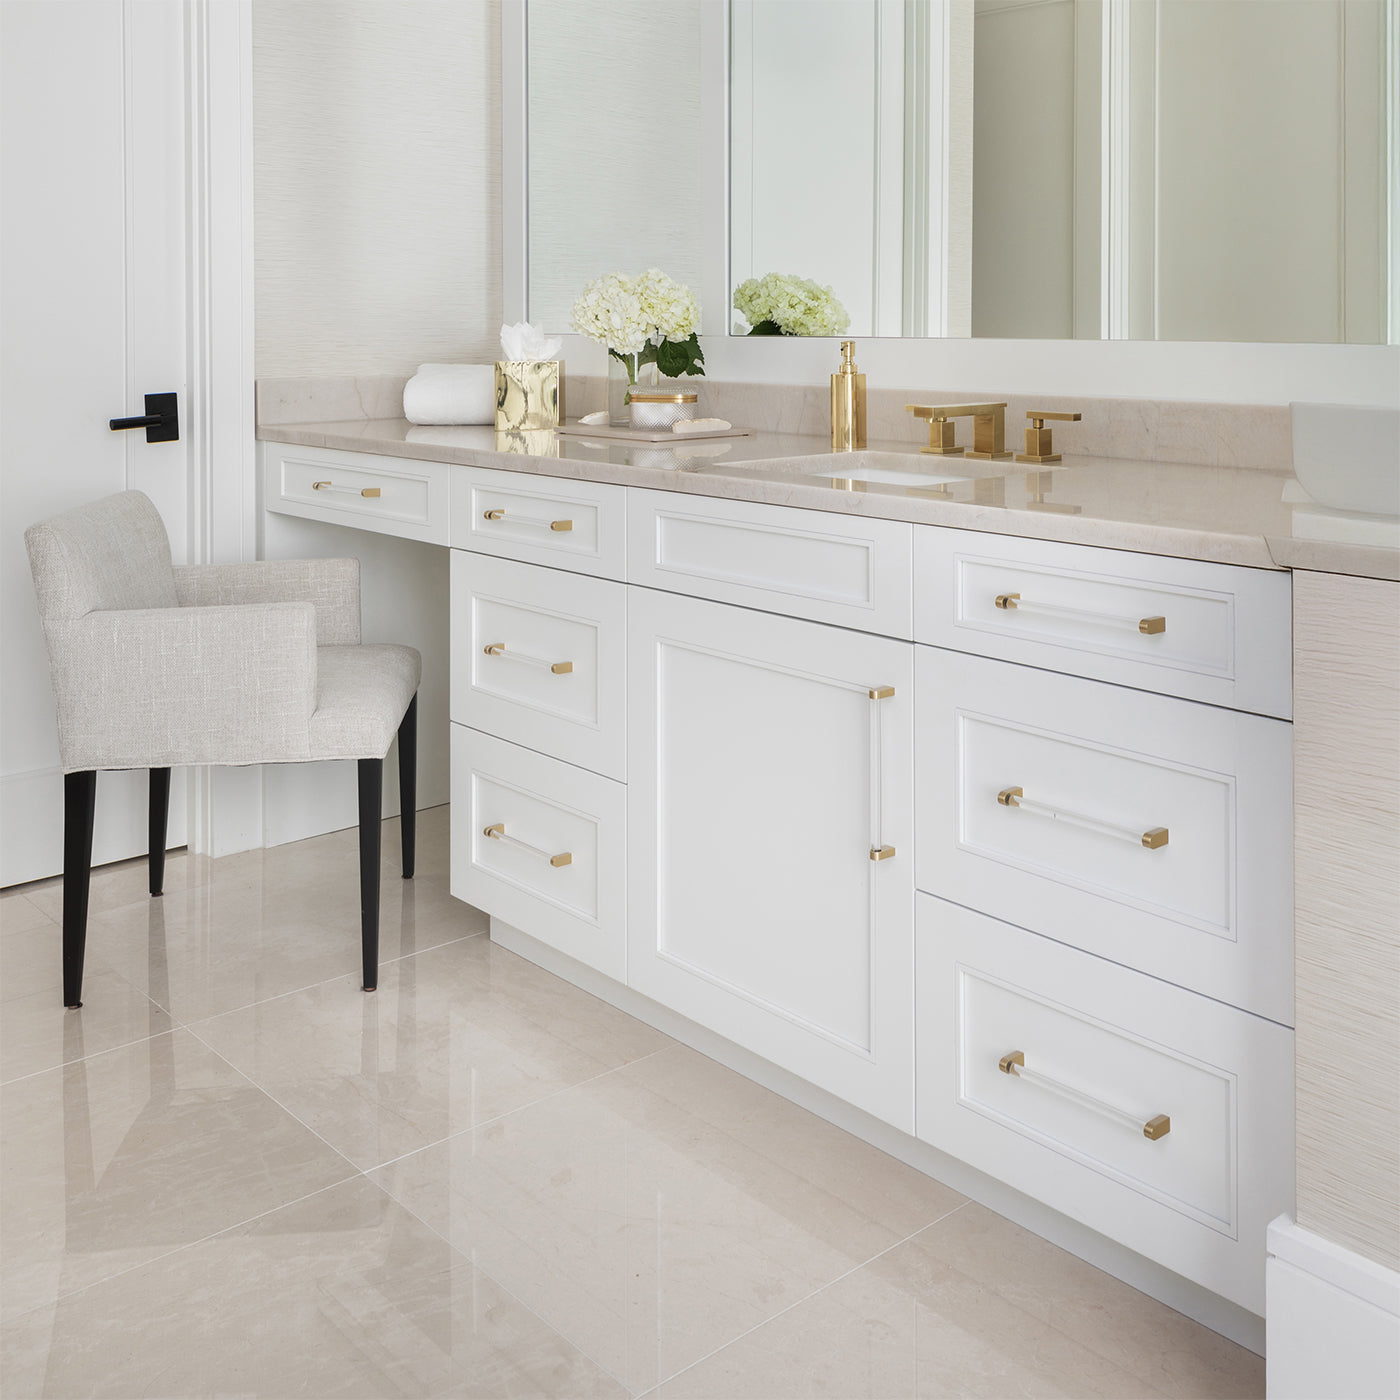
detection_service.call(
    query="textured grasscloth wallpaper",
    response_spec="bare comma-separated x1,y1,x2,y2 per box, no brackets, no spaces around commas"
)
253,0,502,377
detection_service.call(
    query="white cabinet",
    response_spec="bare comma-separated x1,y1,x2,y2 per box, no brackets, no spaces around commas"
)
449,551,627,781
915,647,1295,1025
916,895,1294,1313
626,587,915,1131
450,726,626,981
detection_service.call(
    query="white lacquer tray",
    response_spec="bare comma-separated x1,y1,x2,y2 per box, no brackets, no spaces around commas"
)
557,421,752,444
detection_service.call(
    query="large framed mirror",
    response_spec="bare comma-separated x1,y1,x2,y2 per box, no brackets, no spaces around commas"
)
519,0,1397,346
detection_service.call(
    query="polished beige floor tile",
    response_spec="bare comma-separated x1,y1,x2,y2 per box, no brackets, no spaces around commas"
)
189,936,673,1170
895,1204,1265,1398
371,1044,967,1394
20,846,213,925
1,965,171,1084
0,1027,356,1322
0,1176,628,1399
654,1211,1166,1399
84,862,484,1024
0,890,54,936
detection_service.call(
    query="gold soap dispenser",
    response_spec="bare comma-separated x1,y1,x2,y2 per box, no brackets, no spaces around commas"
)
831,340,867,451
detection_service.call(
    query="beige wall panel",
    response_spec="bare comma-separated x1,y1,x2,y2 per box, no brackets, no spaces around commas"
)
253,0,501,377
1294,570,1400,1271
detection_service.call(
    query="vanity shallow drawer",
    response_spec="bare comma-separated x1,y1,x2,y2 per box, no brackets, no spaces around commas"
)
915,528,1292,718
452,466,626,579
915,647,1293,1024
450,552,626,781
916,896,1292,1313
263,444,450,544
627,488,913,637
451,726,625,981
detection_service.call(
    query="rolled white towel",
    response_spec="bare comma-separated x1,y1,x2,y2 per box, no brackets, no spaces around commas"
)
402,363,495,425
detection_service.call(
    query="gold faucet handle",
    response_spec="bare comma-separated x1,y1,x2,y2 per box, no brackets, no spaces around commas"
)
1017,409,1082,465
906,402,1007,420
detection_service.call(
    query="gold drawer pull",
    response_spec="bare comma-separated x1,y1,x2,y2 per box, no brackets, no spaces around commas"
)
482,508,573,531
482,643,573,675
999,1051,1171,1141
994,592,1165,636
312,480,381,498
482,823,572,867
869,845,896,861
997,787,1168,850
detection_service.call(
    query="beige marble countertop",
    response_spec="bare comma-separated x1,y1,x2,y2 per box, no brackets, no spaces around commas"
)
258,418,1400,579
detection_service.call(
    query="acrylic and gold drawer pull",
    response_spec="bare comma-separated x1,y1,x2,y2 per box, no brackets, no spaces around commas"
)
482,643,573,675
311,480,381,498
994,592,1165,636
482,823,572,867
997,787,1168,850
999,1051,1170,1140
482,508,573,532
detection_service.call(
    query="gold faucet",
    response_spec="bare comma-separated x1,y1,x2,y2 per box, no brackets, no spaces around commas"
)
905,402,1012,460
1015,410,1082,464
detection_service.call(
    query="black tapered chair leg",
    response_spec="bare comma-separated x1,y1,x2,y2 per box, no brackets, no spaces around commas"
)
358,757,383,991
63,770,98,1008
149,767,171,896
398,694,417,880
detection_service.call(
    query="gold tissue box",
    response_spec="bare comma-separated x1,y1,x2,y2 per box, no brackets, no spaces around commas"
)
495,360,563,431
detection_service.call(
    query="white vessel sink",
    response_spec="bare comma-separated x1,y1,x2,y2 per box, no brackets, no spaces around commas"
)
1291,403,1400,516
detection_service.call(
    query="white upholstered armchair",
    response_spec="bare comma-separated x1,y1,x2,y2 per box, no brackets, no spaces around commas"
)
25,490,420,1007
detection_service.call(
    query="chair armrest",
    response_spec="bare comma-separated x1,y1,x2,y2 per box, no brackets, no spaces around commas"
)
43,602,319,771
172,558,360,644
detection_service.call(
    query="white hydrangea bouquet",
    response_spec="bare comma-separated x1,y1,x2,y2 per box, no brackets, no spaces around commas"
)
571,268,705,382
733,272,850,337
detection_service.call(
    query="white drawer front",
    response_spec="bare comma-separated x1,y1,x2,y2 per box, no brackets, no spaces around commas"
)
628,489,912,637
451,466,626,579
262,443,450,544
915,528,1292,718
450,552,626,780
917,896,1293,1313
451,726,625,980
916,648,1293,1024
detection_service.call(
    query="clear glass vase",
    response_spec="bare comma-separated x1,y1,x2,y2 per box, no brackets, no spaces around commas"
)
607,353,658,427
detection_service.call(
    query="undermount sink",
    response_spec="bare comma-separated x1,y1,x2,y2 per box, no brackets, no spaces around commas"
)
802,464,967,490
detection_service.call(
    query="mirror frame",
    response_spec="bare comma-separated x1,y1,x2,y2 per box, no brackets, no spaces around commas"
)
503,0,1400,408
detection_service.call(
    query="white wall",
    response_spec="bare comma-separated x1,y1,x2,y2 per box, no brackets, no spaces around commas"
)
251,0,502,843
253,0,501,376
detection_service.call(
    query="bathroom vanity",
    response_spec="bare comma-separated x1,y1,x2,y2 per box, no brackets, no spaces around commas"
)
261,419,1324,1339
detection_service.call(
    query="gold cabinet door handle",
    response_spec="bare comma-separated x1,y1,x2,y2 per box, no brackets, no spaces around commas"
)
312,480,381,498
482,508,572,531
998,1050,1170,1140
481,643,573,675
482,823,572,867
997,787,1168,850
869,845,896,861
993,592,1165,635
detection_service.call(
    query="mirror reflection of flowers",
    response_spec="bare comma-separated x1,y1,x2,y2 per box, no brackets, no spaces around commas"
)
733,272,850,337
571,268,705,383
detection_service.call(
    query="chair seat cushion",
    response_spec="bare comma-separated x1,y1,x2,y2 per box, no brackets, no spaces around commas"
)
308,644,422,761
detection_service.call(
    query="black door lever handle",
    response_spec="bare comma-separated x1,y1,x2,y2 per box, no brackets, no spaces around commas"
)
110,392,179,443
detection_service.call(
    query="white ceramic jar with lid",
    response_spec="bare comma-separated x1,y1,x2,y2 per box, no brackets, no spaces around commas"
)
629,386,698,431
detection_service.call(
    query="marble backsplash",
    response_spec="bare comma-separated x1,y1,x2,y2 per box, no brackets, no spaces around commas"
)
256,373,1293,472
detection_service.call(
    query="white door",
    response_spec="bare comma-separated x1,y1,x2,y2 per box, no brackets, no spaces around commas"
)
2,0,193,885
627,588,916,1131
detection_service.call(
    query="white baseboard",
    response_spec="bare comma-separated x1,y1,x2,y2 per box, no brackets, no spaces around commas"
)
1266,1218,1400,1399
1,765,188,887
488,916,1268,1356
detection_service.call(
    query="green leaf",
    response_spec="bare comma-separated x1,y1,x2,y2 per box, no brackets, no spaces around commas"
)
654,334,705,378
745,320,784,336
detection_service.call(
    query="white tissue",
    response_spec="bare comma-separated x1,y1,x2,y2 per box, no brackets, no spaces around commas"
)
578,410,609,426
402,364,496,425
500,322,563,362
672,417,732,435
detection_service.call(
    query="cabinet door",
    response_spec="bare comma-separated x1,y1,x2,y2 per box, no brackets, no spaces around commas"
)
627,589,915,1130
